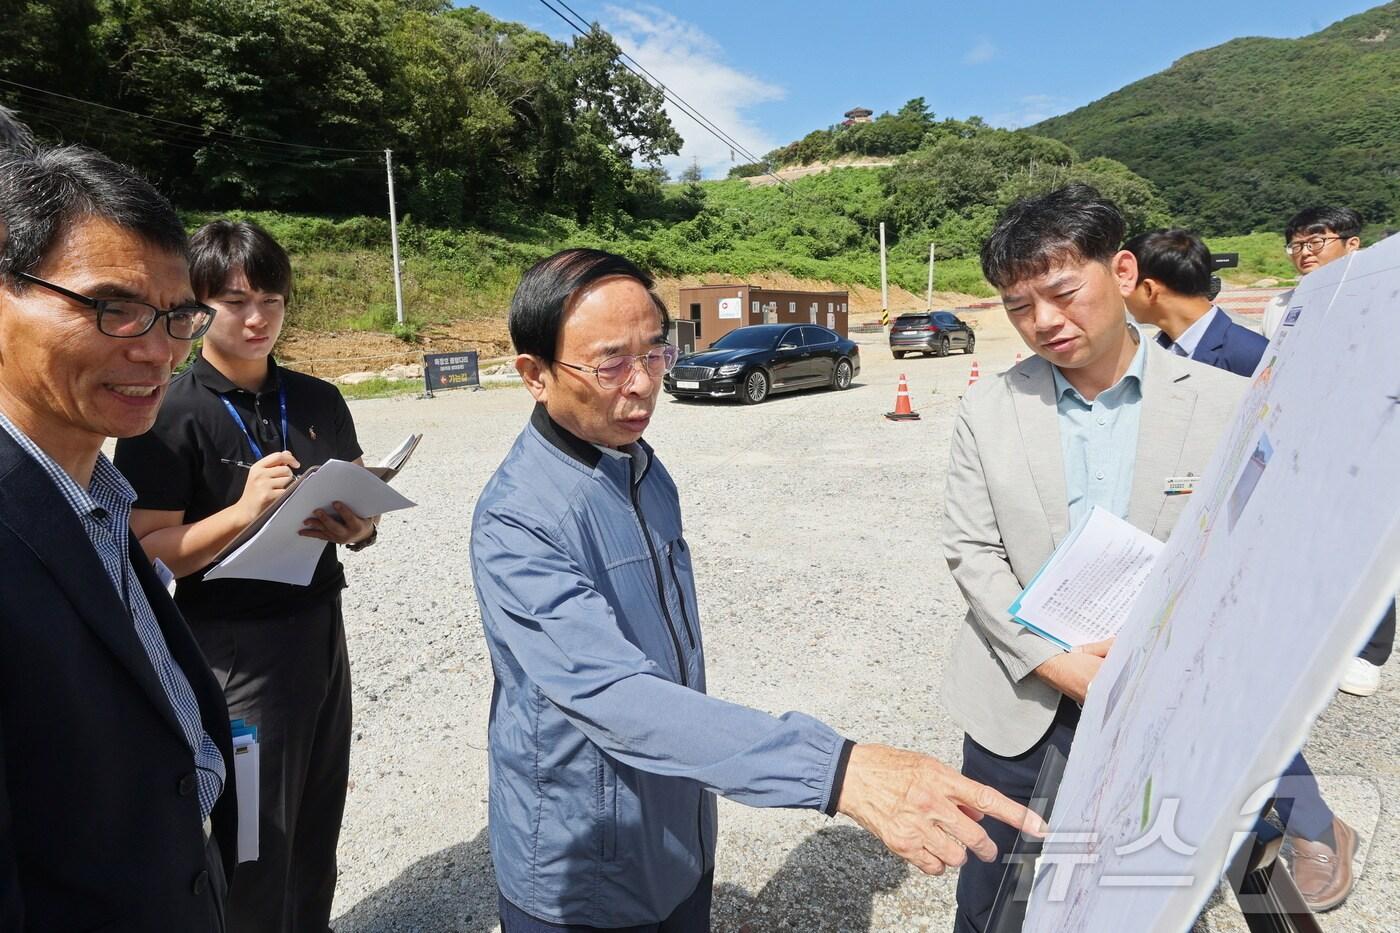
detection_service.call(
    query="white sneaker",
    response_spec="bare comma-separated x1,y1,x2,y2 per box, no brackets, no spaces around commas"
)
1339,657,1380,697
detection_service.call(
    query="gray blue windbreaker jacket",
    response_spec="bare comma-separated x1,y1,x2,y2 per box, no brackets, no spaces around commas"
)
471,405,851,926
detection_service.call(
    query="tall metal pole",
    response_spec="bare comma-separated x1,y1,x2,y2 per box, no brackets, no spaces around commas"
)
927,242,936,310
879,222,889,327
385,149,405,327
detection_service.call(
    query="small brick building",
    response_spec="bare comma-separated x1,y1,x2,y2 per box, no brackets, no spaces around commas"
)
676,285,850,349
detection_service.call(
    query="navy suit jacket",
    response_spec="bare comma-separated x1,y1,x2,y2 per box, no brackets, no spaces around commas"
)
0,429,237,931
1157,307,1268,378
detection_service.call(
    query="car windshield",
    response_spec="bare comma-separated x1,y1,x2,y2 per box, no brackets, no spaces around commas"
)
712,328,778,350
895,316,930,326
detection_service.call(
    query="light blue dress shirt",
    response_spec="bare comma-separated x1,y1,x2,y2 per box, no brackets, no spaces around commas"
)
1052,328,1148,529
1169,305,1223,358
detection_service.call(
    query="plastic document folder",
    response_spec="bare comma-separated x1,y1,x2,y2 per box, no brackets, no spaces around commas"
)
230,719,260,863
1008,506,1163,650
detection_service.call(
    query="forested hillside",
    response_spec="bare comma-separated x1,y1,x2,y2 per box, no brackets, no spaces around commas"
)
1,1,680,224
1031,2,1400,233
0,0,1348,337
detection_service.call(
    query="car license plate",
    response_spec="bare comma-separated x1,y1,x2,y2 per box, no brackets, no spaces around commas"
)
676,380,700,389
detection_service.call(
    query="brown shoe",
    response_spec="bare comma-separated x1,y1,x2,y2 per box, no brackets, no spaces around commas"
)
1285,817,1359,912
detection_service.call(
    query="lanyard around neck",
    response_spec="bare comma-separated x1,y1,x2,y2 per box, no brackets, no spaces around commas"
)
219,384,288,461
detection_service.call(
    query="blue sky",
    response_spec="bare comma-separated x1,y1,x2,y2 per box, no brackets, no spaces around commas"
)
470,0,1382,177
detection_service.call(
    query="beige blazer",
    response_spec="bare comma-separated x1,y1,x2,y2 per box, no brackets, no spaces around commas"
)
940,340,1247,757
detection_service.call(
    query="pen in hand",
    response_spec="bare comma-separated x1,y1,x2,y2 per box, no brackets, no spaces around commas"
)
221,458,254,469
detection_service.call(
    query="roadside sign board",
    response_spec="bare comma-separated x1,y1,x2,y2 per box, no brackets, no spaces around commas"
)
423,351,480,395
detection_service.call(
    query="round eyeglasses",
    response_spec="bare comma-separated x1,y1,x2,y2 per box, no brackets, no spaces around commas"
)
555,345,679,389
14,271,216,340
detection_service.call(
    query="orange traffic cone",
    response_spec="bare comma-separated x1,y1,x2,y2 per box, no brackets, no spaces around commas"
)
885,373,921,421
967,360,981,388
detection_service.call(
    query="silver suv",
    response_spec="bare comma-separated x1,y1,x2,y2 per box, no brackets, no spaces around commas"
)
889,311,975,359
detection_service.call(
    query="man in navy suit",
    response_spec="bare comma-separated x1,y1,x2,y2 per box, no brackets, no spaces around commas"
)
1122,229,1267,377
0,145,237,930
1124,226,1359,912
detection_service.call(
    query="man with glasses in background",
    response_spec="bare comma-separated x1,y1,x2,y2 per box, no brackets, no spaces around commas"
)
1262,206,1363,340
0,145,237,930
471,248,1044,932
1255,204,1391,909
1261,205,1393,704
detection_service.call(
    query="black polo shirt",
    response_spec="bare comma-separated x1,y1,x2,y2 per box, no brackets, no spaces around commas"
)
114,354,362,622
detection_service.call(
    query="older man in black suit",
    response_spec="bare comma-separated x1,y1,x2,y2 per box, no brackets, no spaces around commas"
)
0,145,236,930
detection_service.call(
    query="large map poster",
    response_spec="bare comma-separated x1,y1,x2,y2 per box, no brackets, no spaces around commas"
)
1024,235,1400,931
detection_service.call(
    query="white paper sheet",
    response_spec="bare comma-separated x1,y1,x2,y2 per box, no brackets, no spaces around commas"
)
1011,507,1164,649
232,733,260,863
205,459,415,585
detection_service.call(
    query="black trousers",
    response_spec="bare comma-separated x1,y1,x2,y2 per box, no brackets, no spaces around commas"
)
196,594,353,933
1359,599,1396,666
205,826,230,932
954,701,1080,933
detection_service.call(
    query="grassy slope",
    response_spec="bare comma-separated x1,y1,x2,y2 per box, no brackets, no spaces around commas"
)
196,175,1302,336
1030,3,1400,233
194,170,993,334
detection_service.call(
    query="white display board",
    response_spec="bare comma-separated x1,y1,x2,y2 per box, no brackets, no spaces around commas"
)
718,297,741,320
1024,236,1400,931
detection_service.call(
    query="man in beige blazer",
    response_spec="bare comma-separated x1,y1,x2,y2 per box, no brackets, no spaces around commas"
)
941,185,1246,931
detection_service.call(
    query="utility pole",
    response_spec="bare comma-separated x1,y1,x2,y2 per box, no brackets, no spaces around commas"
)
926,242,936,310
385,149,405,327
879,222,889,327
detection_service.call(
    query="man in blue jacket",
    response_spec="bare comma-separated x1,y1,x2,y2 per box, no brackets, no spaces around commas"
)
1122,229,1267,375
471,248,1043,932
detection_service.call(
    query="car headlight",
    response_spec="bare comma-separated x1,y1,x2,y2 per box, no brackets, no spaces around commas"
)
716,363,743,376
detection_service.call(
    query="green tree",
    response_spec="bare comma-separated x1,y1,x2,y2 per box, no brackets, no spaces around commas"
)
93,0,396,208
883,130,1076,235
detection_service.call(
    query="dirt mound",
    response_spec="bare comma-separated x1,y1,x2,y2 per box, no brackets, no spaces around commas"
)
745,156,896,187
276,318,511,380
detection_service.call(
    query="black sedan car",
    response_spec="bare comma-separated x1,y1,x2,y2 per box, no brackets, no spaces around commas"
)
663,324,860,404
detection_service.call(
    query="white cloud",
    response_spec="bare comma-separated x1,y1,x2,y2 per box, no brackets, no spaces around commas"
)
987,94,1074,129
600,4,785,179
963,38,998,65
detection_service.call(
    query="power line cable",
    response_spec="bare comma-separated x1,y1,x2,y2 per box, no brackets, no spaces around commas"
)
535,0,794,192
5,92,384,173
0,76,385,156
536,0,892,252
549,0,777,175
15,112,383,174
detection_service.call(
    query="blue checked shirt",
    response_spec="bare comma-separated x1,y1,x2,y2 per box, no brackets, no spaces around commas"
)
0,410,226,820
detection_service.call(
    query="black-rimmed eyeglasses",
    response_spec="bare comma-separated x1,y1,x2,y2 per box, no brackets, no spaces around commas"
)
14,272,216,340
1284,236,1345,257
555,345,679,389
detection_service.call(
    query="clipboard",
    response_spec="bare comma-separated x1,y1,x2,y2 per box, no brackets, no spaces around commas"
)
208,433,422,567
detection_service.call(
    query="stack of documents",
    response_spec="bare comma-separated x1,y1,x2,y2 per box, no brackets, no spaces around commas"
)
230,719,260,863
1009,507,1164,650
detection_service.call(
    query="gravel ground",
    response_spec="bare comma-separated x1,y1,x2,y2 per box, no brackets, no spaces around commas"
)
328,320,1397,932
